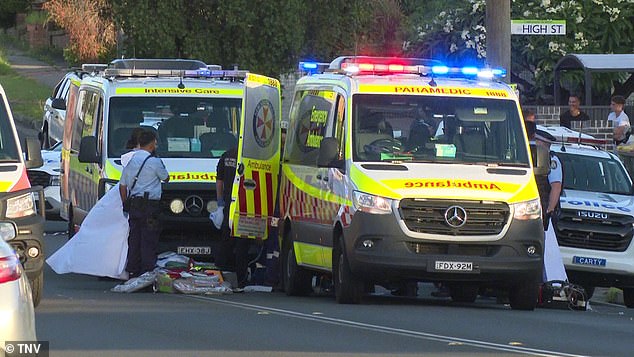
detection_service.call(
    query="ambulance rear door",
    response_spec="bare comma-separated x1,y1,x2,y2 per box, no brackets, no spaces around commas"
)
229,73,281,239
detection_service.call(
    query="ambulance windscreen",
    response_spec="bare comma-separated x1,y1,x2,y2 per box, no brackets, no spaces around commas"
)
352,94,529,167
108,97,241,159
0,97,20,162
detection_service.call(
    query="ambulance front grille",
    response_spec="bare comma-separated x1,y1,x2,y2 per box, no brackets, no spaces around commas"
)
398,199,509,236
555,209,634,252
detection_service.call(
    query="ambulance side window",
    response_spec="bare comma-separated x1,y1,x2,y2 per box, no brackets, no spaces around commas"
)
333,94,345,160
285,89,336,166
70,90,87,151
81,91,99,137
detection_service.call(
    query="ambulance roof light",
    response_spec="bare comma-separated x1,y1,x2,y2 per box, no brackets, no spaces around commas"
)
298,61,330,74
82,64,108,73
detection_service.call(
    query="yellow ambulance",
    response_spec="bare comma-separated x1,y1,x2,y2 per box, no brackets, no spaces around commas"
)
61,59,280,256
280,56,549,310
0,83,45,306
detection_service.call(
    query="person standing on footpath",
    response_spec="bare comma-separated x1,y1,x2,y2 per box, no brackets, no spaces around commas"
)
610,95,631,146
214,145,252,290
119,131,169,278
559,94,590,129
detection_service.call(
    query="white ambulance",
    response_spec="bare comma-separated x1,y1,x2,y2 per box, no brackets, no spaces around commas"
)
61,59,281,257
279,56,550,310
0,83,45,306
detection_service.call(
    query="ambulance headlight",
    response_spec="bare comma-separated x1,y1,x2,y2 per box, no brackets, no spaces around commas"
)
513,198,541,220
207,200,218,213
352,191,393,214
6,193,36,218
170,199,185,214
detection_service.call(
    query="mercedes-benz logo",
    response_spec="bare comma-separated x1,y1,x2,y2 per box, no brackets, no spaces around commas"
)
185,195,204,215
444,206,467,228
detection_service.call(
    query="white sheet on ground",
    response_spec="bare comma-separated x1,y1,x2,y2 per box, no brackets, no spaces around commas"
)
46,183,129,280
543,218,568,282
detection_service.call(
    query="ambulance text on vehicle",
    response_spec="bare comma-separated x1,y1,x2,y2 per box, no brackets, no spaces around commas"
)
280,56,549,310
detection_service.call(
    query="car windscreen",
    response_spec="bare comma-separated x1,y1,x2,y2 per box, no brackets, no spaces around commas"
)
108,96,241,158
351,94,529,167
556,152,632,195
0,96,21,162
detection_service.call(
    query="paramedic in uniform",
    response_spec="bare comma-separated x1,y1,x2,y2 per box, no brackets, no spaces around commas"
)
215,146,252,289
120,131,170,278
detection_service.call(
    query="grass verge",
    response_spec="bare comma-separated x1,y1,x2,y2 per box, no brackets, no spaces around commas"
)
0,46,52,128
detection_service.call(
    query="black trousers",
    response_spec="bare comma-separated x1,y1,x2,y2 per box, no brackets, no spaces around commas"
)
126,200,161,277
214,203,251,287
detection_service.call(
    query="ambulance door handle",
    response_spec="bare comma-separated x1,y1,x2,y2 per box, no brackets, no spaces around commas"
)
243,179,256,190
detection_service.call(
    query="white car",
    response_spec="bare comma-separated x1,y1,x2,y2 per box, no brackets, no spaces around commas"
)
40,71,84,148
0,224,36,352
541,126,634,307
27,142,61,220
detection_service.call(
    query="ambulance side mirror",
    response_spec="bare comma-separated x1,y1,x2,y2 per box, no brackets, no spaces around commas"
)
318,137,344,170
24,137,43,169
78,136,100,163
531,143,550,176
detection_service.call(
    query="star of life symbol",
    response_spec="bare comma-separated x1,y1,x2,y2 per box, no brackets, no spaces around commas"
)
253,99,275,148
444,205,467,228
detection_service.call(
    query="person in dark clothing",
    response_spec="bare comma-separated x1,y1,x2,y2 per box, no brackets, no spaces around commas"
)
214,146,251,289
559,95,590,129
119,131,169,278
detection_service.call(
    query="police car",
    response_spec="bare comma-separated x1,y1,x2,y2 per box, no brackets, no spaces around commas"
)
542,125,634,307
279,57,550,310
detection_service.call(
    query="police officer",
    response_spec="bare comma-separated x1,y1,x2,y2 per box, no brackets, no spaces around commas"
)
533,130,562,230
119,131,169,278
214,146,251,289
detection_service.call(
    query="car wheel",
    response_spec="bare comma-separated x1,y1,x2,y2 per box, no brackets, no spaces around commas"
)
623,288,634,308
41,127,51,149
449,283,479,303
282,229,312,296
509,280,539,310
30,271,44,308
333,233,364,304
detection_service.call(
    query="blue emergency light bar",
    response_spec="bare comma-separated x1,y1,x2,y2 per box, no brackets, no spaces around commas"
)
300,56,506,80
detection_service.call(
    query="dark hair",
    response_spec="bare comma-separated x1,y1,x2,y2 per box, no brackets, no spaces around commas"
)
612,95,626,105
138,131,157,147
569,93,582,101
522,109,535,118
525,120,536,139
125,127,146,149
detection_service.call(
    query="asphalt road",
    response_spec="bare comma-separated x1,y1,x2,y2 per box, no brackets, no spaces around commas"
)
36,222,634,357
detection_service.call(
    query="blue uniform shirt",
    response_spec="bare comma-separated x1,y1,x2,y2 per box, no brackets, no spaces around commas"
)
120,150,169,200
548,155,562,184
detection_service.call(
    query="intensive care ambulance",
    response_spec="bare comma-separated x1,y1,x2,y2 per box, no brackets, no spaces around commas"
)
60,59,281,257
539,125,634,308
279,56,550,310
0,83,45,306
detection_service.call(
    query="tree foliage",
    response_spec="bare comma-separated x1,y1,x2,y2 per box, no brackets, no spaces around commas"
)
0,0,31,29
44,0,116,64
407,0,634,104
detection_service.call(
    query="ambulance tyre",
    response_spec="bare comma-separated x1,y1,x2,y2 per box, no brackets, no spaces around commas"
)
333,235,364,304
30,271,43,308
283,236,312,296
623,288,634,308
509,280,539,310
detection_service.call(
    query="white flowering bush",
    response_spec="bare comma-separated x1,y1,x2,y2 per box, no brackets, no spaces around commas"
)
407,0,634,103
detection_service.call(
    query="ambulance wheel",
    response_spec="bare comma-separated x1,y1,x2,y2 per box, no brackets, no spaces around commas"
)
333,235,364,304
509,280,539,310
623,288,634,308
449,284,479,303
282,237,312,296
30,271,43,308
